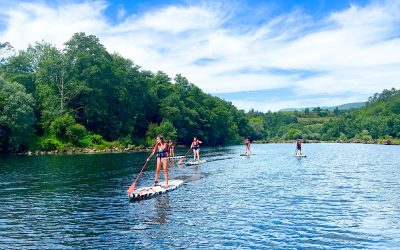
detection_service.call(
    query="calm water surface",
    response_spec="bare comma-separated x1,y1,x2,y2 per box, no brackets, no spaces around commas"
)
0,143,399,249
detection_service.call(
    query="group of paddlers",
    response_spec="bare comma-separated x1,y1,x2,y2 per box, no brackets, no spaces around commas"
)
148,134,202,188
128,135,304,195
243,138,303,156
127,135,202,194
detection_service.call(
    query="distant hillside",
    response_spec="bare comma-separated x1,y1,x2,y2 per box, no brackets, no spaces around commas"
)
246,88,399,143
280,102,365,112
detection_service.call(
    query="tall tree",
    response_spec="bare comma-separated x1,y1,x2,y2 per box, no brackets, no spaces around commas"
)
0,78,35,152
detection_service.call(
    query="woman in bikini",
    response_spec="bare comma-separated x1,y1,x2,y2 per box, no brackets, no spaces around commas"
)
148,134,169,188
190,137,202,162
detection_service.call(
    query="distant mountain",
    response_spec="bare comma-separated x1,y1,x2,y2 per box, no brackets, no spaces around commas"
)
279,102,365,112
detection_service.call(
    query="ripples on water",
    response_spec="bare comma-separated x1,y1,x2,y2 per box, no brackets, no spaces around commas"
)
0,143,399,249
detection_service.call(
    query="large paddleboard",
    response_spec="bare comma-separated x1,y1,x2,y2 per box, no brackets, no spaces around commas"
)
294,154,307,158
185,160,206,165
129,179,183,201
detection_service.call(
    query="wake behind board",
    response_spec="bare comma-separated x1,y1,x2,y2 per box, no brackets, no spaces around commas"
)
185,160,206,166
294,154,307,158
129,179,183,202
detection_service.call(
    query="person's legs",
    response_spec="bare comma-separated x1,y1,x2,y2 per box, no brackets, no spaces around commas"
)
154,158,161,185
162,159,168,187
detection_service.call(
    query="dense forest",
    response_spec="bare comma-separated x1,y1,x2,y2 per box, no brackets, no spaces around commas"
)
0,33,251,153
0,33,399,153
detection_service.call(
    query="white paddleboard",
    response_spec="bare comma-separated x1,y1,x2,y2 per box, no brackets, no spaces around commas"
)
294,154,307,158
185,160,206,165
129,179,183,201
168,156,185,160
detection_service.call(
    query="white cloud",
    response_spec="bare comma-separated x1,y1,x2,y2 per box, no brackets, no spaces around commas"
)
117,5,126,20
0,0,399,109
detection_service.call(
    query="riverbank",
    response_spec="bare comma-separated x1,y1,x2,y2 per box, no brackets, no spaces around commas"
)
15,139,399,156
254,138,400,145
17,144,150,156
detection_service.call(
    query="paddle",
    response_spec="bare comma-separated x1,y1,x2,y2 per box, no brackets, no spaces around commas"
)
127,143,156,195
178,147,192,165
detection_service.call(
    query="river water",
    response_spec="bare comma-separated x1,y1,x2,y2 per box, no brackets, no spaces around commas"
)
0,143,399,249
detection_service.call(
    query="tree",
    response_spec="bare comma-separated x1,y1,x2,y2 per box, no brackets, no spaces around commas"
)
304,108,310,117
37,49,86,115
145,120,177,146
64,32,114,139
0,78,35,152
0,42,13,63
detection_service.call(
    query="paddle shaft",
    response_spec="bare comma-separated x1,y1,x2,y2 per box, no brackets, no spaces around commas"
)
127,143,157,194
178,147,192,164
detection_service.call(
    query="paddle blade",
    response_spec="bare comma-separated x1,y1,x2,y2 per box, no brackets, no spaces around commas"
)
127,183,136,195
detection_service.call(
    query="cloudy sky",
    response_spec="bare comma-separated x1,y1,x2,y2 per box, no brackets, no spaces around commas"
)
0,0,399,111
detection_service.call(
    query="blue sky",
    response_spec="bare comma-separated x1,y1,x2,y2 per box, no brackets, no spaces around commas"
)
0,0,399,111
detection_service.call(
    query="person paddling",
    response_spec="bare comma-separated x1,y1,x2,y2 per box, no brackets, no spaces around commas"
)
295,139,302,156
244,138,251,155
148,134,169,188
190,137,202,162
168,140,175,157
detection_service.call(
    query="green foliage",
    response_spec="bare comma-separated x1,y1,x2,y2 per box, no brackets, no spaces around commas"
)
249,117,265,139
2,34,399,154
89,134,104,145
66,124,87,145
40,136,63,151
0,78,35,152
50,114,76,140
245,88,399,143
286,128,302,140
145,120,177,146
339,132,348,142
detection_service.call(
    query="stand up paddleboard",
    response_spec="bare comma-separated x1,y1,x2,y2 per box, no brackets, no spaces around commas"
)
294,154,307,158
168,156,185,160
185,160,206,165
240,153,255,156
129,179,183,202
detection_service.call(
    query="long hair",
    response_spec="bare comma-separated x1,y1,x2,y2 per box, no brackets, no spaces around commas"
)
157,134,165,143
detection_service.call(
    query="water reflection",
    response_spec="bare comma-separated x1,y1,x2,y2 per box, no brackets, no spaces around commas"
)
146,195,170,226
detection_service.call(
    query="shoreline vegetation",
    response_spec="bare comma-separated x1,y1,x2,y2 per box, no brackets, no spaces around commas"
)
1,34,399,155
17,139,399,156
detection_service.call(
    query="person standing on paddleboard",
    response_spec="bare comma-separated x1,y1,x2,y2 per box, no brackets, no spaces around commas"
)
191,137,202,162
244,138,251,155
295,139,302,155
148,134,169,188
168,140,175,157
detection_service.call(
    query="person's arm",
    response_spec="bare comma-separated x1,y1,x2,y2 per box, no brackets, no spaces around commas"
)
198,140,202,144
147,144,158,161
190,142,194,149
